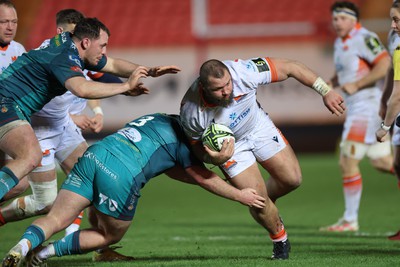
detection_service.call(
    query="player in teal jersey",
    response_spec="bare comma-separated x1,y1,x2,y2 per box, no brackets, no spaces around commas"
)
0,17,181,201
2,113,266,266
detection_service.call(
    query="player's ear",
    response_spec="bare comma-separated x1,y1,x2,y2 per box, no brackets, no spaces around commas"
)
81,38,90,50
56,27,63,34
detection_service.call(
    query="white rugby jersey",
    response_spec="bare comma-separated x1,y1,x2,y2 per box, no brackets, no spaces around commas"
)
180,57,277,142
334,24,388,144
333,23,388,105
0,40,25,73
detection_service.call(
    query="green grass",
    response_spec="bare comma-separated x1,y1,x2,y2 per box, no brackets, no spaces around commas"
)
1,153,400,266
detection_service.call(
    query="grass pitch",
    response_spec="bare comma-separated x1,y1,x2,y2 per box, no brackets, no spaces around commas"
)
1,153,399,266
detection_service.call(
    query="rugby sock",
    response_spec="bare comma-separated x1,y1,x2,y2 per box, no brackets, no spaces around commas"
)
0,167,19,200
270,228,287,242
37,243,56,260
54,230,82,256
343,173,362,222
65,211,84,236
21,225,45,252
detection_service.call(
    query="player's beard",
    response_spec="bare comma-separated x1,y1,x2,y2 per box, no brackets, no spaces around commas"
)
206,93,234,107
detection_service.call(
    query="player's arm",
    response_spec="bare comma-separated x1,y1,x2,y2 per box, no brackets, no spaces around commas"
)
87,99,104,133
328,72,339,88
190,140,234,166
100,57,181,78
184,164,266,208
64,66,149,99
377,79,400,142
380,67,394,118
342,53,391,95
268,57,345,116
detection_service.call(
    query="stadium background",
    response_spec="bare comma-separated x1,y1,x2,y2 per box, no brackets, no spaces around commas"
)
11,0,393,152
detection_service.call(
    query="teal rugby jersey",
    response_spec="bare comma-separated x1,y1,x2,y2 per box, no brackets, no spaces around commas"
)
0,32,107,120
96,113,200,189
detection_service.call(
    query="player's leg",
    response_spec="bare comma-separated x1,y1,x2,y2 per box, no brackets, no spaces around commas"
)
227,163,290,260
320,140,365,232
0,126,62,225
388,128,400,240
58,141,88,236
0,122,42,200
54,120,88,236
0,176,29,204
2,189,90,267
367,139,394,173
259,144,302,202
0,169,57,223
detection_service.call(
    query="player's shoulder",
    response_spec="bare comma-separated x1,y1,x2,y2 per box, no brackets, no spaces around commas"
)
9,40,26,52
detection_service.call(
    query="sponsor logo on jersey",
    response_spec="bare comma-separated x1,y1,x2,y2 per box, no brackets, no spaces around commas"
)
118,127,142,142
272,136,279,143
365,36,384,55
84,151,118,180
69,55,82,68
251,58,269,73
109,199,118,212
99,193,108,205
64,173,82,188
229,107,250,128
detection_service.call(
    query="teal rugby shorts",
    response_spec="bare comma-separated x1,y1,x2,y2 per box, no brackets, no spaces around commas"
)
62,144,142,221
0,97,28,126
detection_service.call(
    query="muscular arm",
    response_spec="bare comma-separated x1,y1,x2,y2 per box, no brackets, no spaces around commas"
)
269,57,345,116
380,67,394,118
64,66,148,99
100,57,181,78
269,58,319,86
355,55,390,90
384,80,400,127
184,165,266,208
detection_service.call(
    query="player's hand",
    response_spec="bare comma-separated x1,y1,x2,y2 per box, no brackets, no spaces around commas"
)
90,113,104,133
341,82,358,95
323,90,345,116
124,66,148,96
204,138,234,165
376,128,389,142
239,188,266,208
148,65,181,77
71,114,92,130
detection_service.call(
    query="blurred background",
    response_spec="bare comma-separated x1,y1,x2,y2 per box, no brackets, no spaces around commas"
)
11,0,393,152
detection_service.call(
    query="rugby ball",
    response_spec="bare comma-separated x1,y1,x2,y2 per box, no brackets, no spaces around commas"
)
202,123,235,151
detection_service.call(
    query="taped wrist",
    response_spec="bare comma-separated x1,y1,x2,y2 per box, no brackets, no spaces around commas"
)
312,77,331,96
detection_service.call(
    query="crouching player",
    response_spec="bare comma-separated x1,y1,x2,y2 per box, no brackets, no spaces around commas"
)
2,113,266,267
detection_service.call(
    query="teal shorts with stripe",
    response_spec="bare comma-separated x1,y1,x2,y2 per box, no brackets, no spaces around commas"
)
61,145,142,221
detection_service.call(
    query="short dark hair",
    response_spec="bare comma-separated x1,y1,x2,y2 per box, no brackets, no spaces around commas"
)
199,59,229,89
0,0,16,9
393,0,400,9
331,1,359,21
73,17,110,40
56,9,84,27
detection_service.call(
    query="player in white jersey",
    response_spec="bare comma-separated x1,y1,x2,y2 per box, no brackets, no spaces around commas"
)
377,0,400,240
0,0,29,203
180,57,345,259
319,1,393,233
